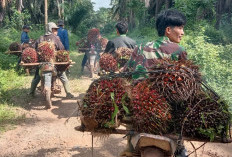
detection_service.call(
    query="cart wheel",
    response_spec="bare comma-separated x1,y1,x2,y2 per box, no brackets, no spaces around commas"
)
45,87,52,109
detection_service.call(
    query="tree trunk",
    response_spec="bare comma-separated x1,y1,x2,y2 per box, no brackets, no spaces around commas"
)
17,0,24,13
61,0,64,19
165,0,172,9
155,0,165,17
45,0,48,29
57,0,61,18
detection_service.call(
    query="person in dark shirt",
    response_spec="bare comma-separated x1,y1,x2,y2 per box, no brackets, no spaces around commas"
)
29,22,74,99
57,20,69,51
21,25,31,44
104,21,136,54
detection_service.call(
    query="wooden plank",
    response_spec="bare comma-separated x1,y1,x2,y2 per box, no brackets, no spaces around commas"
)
20,61,75,67
74,126,230,143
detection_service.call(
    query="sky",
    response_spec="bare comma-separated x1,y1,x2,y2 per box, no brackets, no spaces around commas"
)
91,0,111,11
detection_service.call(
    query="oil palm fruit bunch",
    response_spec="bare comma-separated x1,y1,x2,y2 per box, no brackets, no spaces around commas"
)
81,77,131,131
9,42,22,51
100,37,108,49
55,50,70,71
76,38,88,49
99,53,118,72
149,59,201,104
175,91,231,140
131,79,172,134
56,50,69,62
37,41,55,62
115,47,133,68
87,28,100,44
22,47,38,63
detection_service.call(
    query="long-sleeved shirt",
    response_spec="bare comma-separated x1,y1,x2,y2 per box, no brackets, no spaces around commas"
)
58,27,69,51
21,31,30,44
104,35,136,54
124,36,187,79
34,34,64,51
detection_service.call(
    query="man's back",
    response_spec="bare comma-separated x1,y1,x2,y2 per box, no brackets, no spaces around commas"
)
35,34,64,51
58,27,69,50
105,35,136,53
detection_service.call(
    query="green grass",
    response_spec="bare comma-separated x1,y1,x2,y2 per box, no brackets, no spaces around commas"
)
0,103,26,133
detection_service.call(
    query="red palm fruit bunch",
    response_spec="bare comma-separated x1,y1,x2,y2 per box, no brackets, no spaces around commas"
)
99,53,118,72
131,80,172,134
76,38,88,49
9,42,22,51
81,77,131,131
55,50,70,71
148,59,201,104
21,47,38,63
56,50,69,62
100,37,108,49
115,47,133,68
174,91,231,140
37,41,55,62
87,28,100,44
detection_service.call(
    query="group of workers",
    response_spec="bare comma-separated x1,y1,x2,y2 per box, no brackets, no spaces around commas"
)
21,20,73,98
20,8,188,156
20,8,187,105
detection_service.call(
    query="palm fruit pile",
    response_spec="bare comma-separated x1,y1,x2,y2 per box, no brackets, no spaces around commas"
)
81,77,131,131
115,47,133,68
55,50,70,71
76,38,88,49
87,28,100,44
21,47,38,63
173,91,231,140
99,53,118,72
56,50,69,62
131,80,172,134
100,37,108,49
37,41,55,62
148,59,201,104
9,42,22,51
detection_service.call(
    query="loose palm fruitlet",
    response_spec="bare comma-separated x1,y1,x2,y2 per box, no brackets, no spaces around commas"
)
22,47,38,63
115,47,133,68
9,42,22,51
37,41,55,62
87,28,100,44
174,91,231,140
131,80,172,134
149,59,201,105
99,53,118,72
81,77,131,131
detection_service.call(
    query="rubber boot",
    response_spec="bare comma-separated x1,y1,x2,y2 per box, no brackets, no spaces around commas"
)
120,124,134,157
120,136,134,157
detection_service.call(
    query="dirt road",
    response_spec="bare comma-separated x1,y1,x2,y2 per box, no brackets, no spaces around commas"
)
0,67,231,157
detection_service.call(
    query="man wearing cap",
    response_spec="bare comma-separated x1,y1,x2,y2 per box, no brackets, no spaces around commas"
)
21,25,31,44
29,22,74,99
57,20,69,51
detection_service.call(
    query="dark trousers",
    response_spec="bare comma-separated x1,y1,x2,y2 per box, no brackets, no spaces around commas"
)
81,54,88,67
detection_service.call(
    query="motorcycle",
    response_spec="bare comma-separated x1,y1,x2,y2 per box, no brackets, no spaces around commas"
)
21,61,73,109
39,62,61,109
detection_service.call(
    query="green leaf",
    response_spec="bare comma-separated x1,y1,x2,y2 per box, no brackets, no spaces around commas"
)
104,92,119,128
121,93,130,114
